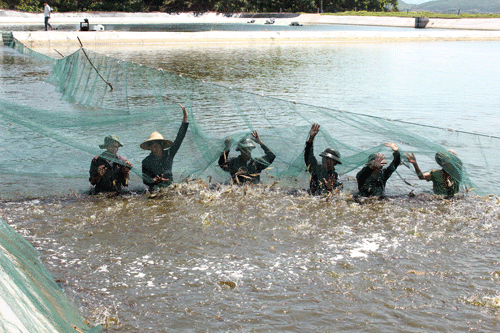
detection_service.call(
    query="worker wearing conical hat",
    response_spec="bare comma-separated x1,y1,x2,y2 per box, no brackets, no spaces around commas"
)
140,104,188,191
218,130,276,185
304,123,343,195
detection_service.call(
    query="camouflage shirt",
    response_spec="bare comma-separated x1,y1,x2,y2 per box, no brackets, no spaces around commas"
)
219,142,276,184
304,141,342,195
89,152,130,193
356,150,401,197
142,122,188,191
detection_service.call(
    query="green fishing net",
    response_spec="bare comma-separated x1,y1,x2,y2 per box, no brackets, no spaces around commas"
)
0,217,101,332
1,34,499,197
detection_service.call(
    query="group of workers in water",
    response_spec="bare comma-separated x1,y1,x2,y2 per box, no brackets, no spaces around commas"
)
89,104,462,198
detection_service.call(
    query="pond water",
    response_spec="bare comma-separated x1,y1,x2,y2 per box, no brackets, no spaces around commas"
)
3,21,419,32
1,32,500,332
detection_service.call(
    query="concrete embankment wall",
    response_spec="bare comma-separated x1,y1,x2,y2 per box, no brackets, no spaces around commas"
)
2,10,500,30
10,29,500,47
297,14,500,30
3,11,500,45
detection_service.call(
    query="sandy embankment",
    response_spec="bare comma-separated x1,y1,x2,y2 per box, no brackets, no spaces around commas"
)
2,11,500,46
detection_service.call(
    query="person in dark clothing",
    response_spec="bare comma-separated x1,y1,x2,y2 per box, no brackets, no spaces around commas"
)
141,104,188,191
304,123,342,195
356,142,400,197
405,149,462,197
218,130,276,185
89,135,132,194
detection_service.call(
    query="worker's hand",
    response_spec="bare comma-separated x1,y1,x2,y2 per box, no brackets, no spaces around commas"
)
385,142,399,151
153,174,169,184
179,103,188,122
323,174,337,192
251,130,262,144
443,171,453,188
405,152,416,164
123,161,133,171
308,123,320,142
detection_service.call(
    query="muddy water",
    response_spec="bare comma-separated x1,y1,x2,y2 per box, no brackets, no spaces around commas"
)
2,186,500,331
1,36,500,331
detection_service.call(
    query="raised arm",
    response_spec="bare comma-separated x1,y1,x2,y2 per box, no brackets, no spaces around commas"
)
168,104,189,157
305,123,320,168
308,123,320,143
180,103,188,123
383,142,401,177
405,152,431,180
252,130,276,167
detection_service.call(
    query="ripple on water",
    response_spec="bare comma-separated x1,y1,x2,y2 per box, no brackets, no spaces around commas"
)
1,184,500,331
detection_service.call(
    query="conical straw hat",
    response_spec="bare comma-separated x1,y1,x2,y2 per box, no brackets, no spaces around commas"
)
140,131,173,150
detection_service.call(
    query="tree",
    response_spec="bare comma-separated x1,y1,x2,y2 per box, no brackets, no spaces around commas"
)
0,0,399,13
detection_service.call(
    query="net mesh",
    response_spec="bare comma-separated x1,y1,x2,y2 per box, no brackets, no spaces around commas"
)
1,36,499,197
0,217,101,332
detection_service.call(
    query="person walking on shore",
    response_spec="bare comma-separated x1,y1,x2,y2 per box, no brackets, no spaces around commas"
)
43,2,52,31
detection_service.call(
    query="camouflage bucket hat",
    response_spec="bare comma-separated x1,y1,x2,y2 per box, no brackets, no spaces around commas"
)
434,152,449,167
236,138,256,151
435,151,463,181
319,148,342,164
99,135,123,149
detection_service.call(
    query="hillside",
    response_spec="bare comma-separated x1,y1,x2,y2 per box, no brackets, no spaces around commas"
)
398,1,415,11
399,0,500,13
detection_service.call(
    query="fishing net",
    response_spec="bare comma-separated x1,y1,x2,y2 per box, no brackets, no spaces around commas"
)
0,217,101,332
1,34,499,197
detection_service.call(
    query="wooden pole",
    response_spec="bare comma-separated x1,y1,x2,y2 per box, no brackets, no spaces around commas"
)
77,36,113,91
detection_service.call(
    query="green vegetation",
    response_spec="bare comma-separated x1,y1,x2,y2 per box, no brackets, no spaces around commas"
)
1,0,500,18
0,0,397,14
326,10,500,18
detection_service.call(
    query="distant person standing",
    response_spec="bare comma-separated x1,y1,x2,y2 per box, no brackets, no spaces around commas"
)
43,2,52,31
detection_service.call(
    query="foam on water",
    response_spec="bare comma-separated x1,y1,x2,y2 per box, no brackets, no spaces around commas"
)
2,184,499,331
2,29,500,332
